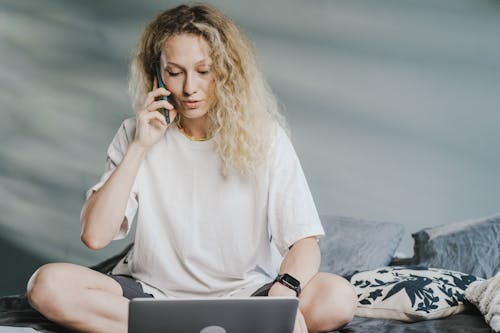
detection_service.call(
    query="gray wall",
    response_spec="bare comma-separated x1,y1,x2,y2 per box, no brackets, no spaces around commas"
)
1,0,499,295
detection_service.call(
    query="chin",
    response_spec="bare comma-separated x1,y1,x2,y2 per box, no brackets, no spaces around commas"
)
180,108,209,119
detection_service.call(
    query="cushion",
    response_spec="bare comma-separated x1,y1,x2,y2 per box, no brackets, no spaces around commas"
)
350,266,482,322
465,272,500,332
412,213,500,278
318,215,405,278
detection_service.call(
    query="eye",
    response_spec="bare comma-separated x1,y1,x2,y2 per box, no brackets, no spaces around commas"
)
167,71,181,77
199,69,211,75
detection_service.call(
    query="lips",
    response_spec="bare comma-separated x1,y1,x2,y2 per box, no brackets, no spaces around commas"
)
183,100,203,109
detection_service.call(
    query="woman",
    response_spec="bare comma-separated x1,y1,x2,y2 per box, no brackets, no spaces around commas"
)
26,4,357,333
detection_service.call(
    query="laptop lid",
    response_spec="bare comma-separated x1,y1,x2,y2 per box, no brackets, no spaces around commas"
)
129,297,298,333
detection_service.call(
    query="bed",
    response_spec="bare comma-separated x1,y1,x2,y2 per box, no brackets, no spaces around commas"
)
1,214,497,332
0,296,490,333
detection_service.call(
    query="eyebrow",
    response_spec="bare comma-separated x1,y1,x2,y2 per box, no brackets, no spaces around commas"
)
167,59,212,69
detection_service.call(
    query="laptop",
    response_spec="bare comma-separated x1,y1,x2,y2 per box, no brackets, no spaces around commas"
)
129,297,298,333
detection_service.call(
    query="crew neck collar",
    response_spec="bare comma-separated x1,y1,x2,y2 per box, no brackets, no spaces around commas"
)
170,125,214,150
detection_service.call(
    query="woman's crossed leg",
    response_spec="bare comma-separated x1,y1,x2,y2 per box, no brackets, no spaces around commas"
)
27,263,128,333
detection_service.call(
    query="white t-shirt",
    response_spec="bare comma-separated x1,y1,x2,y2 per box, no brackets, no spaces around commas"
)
83,117,324,299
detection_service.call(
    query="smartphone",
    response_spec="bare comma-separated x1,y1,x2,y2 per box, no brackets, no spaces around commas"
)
155,63,171,125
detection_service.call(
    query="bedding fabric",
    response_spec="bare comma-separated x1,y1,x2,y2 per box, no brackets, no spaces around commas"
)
0,293,492,333
0,242,493,332
465,272,500,332
339,313,492,333
412,213,500,279
318,215,405,278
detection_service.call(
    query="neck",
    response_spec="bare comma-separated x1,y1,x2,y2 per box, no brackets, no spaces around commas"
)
179,116,208,139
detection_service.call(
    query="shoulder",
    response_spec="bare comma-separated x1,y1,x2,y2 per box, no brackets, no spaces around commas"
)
266,123,299,169
272,123,295,154
269,123,291,149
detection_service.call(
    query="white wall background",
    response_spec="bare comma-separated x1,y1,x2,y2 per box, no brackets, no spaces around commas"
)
1,0,499,291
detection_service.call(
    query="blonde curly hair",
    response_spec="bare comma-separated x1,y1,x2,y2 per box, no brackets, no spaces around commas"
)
128,3,289,176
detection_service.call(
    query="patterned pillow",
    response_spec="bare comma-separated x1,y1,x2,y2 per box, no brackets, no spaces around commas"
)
350,266,482,322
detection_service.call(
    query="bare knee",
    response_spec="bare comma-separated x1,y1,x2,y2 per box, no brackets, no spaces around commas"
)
27,263,72,318
331,278,357,328
302,273,358,332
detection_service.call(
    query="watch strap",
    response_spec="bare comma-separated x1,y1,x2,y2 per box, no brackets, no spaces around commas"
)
273,273,301,296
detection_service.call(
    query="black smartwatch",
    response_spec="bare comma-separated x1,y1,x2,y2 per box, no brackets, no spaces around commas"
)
273,273,301,297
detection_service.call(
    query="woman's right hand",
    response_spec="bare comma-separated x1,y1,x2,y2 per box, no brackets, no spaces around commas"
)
134,77,177,149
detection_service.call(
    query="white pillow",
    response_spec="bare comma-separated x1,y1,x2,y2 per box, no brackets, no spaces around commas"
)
350,266,482,322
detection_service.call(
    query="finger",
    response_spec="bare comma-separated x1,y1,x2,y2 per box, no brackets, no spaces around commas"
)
137,107,150,119
143,88,172,109
155,87,171,96
153,76,157,89
143,109,167,126
146,99,174,112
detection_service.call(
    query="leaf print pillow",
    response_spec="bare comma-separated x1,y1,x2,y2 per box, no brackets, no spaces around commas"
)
350,266,482,321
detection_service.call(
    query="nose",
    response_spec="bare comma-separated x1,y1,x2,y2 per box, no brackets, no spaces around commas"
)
183,72,196,96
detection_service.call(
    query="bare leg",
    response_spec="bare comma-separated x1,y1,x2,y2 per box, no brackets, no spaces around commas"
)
27,262,129,333
298,272,357,332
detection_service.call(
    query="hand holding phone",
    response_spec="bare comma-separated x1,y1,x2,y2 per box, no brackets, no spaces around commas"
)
155,63,171,125
132,64,176,149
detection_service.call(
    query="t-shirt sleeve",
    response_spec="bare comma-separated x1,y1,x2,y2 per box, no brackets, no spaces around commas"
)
80,118,139,240
267,125,325,257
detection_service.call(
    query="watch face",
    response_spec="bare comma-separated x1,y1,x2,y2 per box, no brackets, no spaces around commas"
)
282,273,300,287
